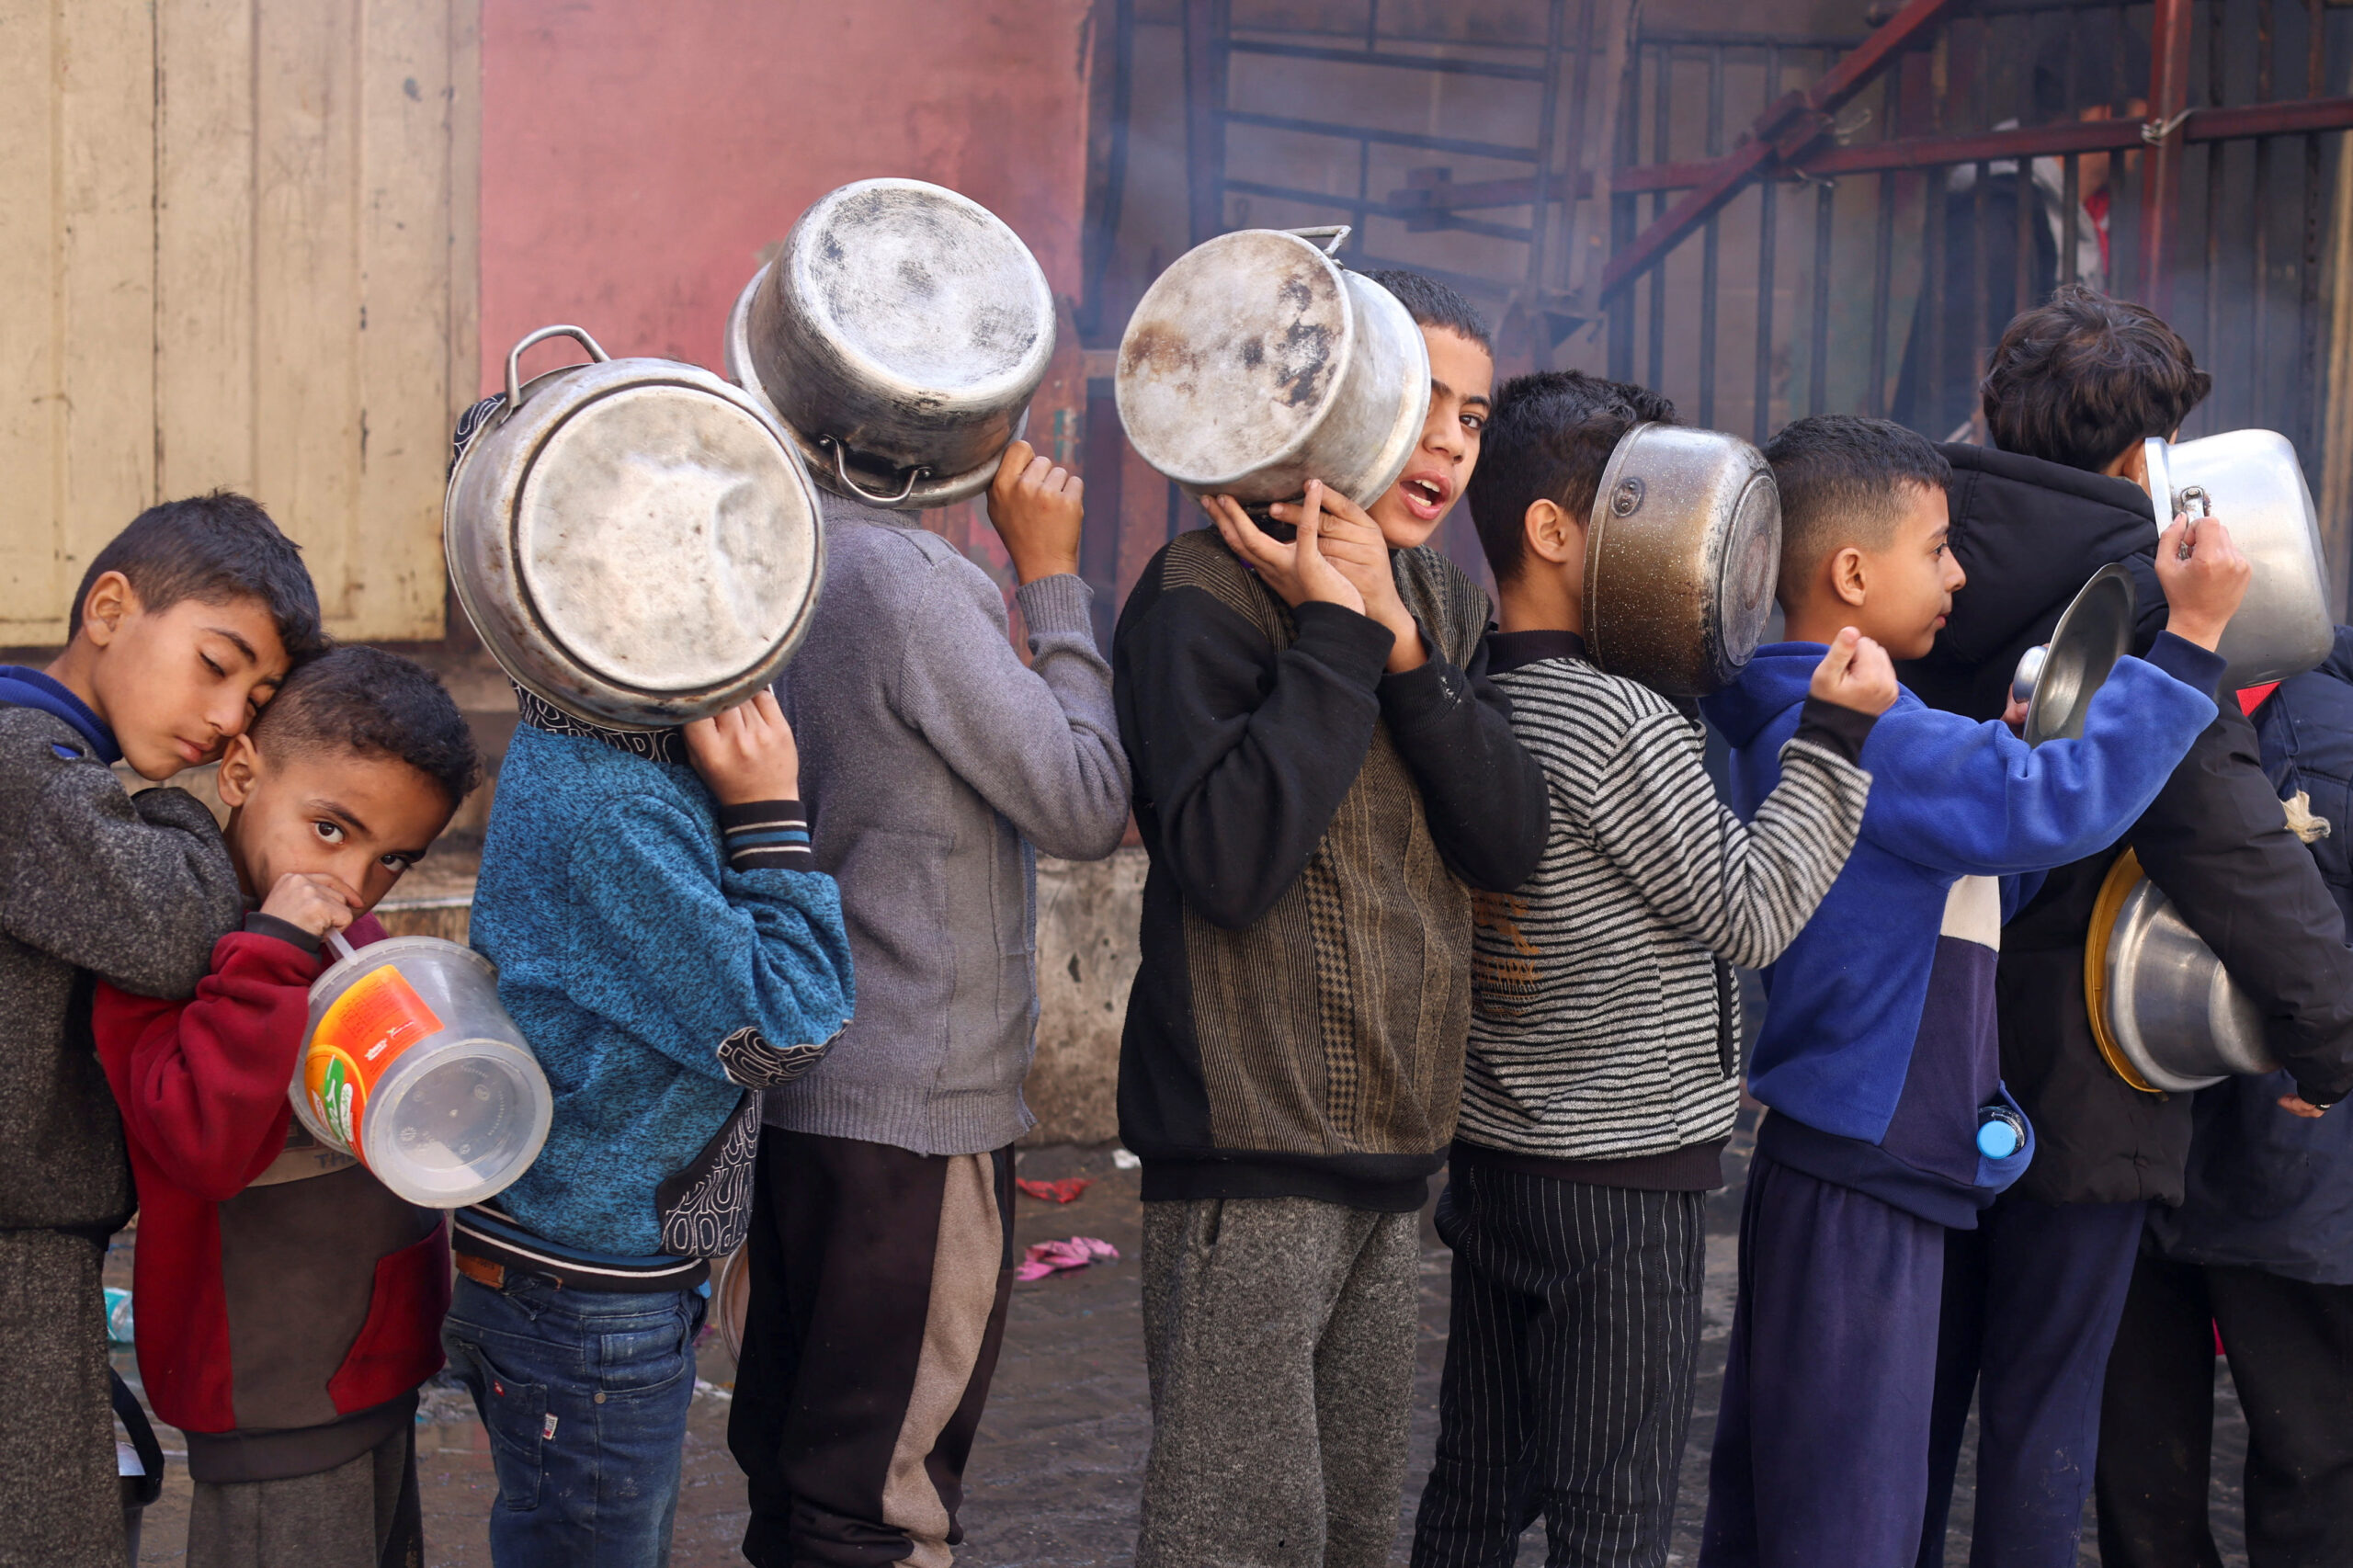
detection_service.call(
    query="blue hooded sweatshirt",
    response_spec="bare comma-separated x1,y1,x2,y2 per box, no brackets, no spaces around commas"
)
1700,633,2224,1225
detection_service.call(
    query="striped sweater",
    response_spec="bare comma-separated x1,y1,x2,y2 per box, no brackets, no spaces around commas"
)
1457,631,1872,1181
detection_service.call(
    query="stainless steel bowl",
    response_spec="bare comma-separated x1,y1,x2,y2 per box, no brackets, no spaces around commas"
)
1115,226,1430,509
2087,850,2279,1094
2014,564,2137,746
731,178,1056,510
2143,430,2333,688
447,324,826,730
1581,424,1781,699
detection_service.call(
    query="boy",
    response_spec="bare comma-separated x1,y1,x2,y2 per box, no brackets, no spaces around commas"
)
1409,372,1891,1568
1694,415,2247,1567
729,437,1130,1567
93,646,481,1568
0,494,319,1566
1115,271,1549,1568
449,677,854,1566
1897,288,2353,1568
2098,624,2353,1567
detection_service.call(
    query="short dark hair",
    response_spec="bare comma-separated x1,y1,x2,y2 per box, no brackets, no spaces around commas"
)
1981,286,2211,472
70,492,324,659
1766,415,1952,601
251,645,482,810
1465,370,1677,585
1363,268,1494,354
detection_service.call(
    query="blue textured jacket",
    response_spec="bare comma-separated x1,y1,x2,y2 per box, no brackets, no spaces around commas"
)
471,722,855,1258
1701,634,2222,1224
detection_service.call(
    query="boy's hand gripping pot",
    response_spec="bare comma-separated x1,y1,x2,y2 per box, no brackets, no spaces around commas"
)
292,933,552,1208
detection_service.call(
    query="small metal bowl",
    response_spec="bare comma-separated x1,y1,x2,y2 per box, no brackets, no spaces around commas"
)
2086,850,2279,1094
2013,563,2137,746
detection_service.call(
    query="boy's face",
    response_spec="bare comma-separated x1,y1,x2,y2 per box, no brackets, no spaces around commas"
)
1847,483,1964,661
79,574,291,779
1366,326,1493,551
217,737,452,916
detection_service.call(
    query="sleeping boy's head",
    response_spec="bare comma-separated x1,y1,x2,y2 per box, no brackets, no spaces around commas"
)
46,492,323,781
1357,269,1495,548
1981,285,2210,482
218,646,482,937
1768,415,1959,661
1467,369,1677,630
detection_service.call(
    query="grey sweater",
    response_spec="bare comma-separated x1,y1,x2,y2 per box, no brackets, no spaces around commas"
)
0,704,244,1232
770,495,1131,1154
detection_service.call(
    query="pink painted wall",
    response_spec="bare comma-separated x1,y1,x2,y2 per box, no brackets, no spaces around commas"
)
478,0,1097,392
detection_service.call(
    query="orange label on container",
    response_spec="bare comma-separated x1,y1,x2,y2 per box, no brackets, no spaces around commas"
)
303,964,444,1163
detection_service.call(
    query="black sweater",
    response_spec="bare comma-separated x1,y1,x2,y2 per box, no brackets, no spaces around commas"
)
1112,529,1549,1210
1898,445,2353,1204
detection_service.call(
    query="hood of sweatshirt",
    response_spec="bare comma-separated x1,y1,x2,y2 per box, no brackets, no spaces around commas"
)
1896,443,2169,721
1701,642,1821,751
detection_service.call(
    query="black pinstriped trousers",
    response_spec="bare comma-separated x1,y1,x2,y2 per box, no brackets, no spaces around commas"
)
1410,1162,1708,1568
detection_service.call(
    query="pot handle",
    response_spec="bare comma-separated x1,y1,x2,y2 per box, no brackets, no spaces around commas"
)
818,436,929,506
1282,225,1352,256
506,324,612,409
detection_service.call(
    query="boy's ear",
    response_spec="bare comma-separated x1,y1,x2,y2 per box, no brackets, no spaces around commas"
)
1828,545,1870,610
78,572,139,647
1521,498,1584,566
214,733,262,809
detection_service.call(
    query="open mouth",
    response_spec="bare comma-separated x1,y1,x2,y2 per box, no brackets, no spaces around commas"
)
1400,474,1450,519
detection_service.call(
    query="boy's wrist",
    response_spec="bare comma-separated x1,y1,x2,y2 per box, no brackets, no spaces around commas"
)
716,799,814,870
1792,696,1879,767
242,911,324,955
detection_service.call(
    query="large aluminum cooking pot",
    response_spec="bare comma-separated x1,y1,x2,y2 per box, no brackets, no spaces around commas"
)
447,324,825,731
2086,849,2279,1093
2143,430,2333,688
2011,564,2137,746
1581,424,1780,699
1116,225,1430,509
727,177,1056,510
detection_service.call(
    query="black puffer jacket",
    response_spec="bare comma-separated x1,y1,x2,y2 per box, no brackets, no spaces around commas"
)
1897,444,2353,1205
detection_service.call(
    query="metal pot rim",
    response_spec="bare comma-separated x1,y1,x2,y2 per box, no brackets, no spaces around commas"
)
725,263,1015,510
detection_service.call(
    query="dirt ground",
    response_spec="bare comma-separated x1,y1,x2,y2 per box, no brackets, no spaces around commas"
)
112,1127,2253,1567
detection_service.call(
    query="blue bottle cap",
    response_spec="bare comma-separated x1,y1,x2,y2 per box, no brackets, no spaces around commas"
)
1976,1119,2020,1160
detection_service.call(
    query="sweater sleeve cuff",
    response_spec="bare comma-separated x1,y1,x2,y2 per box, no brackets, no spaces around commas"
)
1290,600,1396,688
1790,696,1878,767
1013,574,1096,638
242,911,323,955
1378,642,1471,731
715,800,814,871
2143,631,2230,701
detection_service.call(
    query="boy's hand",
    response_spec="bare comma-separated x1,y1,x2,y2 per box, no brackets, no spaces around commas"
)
985,439,1083,585
685,690,801,805
260,871,360,938
1808,627,1899,716
1270,487,1426,672
1204,484,1368,618
2279,1093,2330,1119
2155,513,2252,652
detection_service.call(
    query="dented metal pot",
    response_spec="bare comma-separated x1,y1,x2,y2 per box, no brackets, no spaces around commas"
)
446,324,826,730
1115,226,1430,509
1581,423,1782,699
728,177,1056,510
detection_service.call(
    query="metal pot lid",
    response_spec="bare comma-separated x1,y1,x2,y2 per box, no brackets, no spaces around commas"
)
513,380,820,696
786,177,1056,410
1116,228,1358,490
2019,563,2136,746
724,264,1019,510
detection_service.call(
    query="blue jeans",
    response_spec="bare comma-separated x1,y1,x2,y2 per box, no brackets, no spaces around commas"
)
442,1273,706,1568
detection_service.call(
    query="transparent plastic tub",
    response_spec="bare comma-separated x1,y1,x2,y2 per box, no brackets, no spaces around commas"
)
290,934,553,1209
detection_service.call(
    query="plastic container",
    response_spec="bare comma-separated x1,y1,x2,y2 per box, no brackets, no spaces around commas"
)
103,1286,134,1345
290,934,552,1209
1976,1105,2028,1161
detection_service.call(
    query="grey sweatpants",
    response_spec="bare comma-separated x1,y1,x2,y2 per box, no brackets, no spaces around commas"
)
0,1228,123,1568
1137,1196,1422,1568
188,1421,421,1568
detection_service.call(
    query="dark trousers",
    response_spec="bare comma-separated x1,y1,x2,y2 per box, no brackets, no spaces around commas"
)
1700,1151,1946,1568
726,1128,1015,1568
2095,1251,2353,1568
1411,1166,1706,1568
1915,1194,2147,1568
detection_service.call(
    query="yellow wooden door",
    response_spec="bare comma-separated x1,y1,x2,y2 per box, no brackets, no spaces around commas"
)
0,0,479,646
